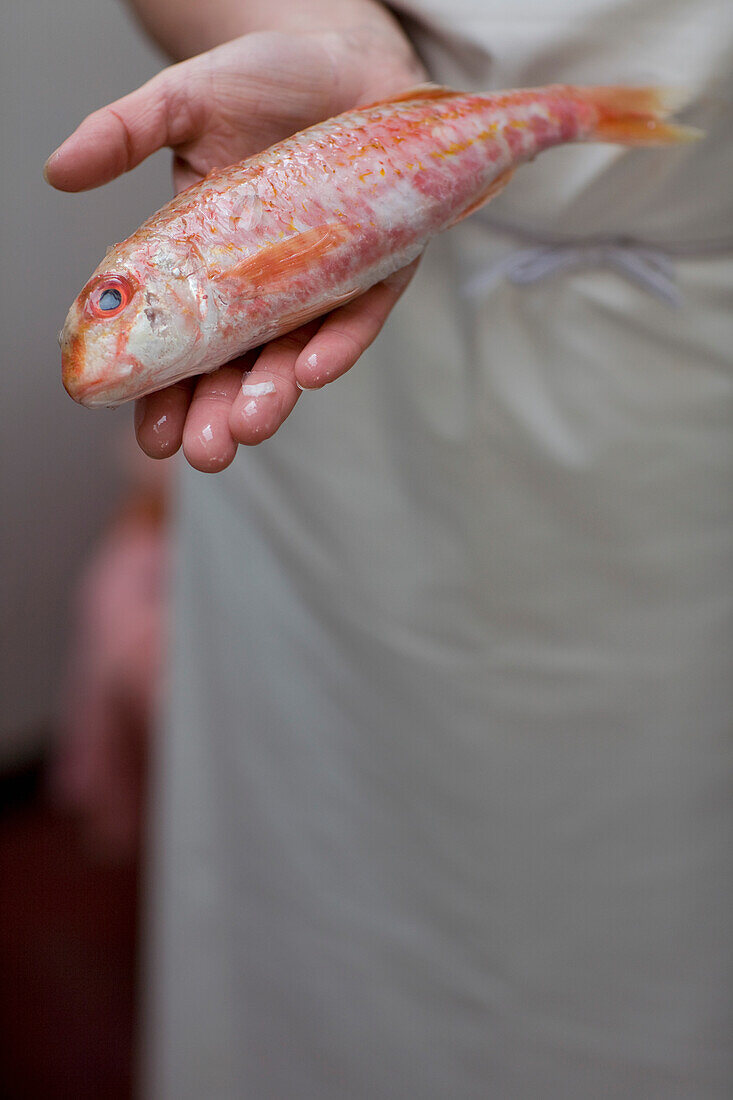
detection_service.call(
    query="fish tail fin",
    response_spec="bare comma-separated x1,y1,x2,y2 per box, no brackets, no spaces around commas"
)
579,85,703,145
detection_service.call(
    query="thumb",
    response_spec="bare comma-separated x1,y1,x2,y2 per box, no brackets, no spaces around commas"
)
44,53,212,192
43,30,346,194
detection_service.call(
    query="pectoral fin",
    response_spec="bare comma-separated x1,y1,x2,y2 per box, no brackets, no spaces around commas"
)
212,224,351,293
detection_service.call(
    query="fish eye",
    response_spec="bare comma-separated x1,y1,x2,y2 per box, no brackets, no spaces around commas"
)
87,274,134,319
99,288,122,311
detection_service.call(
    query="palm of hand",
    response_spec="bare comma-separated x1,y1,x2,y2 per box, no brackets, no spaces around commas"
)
46,28,424,470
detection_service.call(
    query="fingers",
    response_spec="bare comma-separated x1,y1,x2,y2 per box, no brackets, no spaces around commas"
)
294,259,420,389
134,260,419,464
44,57,210,192
229,323,319,445
134,260,418,468
182,363,255,472
134,380,194,460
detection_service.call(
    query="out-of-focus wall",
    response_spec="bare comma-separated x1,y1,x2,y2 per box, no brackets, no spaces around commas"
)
0,1,171,765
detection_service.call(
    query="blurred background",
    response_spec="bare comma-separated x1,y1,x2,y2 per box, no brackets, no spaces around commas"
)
1,2,171,1095
2,4,730,1099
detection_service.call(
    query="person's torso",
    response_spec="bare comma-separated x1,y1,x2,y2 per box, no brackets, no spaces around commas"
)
391,0,733,242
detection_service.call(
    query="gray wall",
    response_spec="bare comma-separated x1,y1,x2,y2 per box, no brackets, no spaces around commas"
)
1,0,172,763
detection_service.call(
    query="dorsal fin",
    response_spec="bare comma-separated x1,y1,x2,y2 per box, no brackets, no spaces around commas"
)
358,83,456,110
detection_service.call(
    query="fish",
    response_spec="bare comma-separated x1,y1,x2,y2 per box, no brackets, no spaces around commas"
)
59,84,698,407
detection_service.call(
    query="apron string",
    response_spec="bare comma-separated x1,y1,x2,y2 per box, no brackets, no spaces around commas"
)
462,221,733,307
463,241,681,306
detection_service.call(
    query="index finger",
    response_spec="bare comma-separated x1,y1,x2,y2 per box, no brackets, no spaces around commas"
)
43,56,211,192
294,259,420,388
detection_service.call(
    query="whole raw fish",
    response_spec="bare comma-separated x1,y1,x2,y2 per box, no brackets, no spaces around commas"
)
60,84,695,407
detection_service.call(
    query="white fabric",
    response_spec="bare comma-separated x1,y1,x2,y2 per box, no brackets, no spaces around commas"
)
144,3,733,1097
463,239,684,304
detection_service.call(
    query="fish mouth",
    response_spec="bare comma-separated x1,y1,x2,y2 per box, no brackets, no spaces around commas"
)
63,362,136,408
60,327,90,405
61,336,117,407
60,324,132,407
64,373,119,408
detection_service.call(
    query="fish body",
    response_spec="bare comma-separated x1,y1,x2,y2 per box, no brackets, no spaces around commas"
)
60,85,695,407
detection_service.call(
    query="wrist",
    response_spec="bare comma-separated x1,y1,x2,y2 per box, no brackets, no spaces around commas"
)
126,0,411,62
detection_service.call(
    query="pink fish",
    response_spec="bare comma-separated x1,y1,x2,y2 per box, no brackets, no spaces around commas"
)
60,84,696,407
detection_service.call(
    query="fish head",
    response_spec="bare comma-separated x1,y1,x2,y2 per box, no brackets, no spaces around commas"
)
61,236,215,407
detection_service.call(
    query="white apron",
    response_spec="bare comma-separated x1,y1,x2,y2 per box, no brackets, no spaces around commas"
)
144,2,733,1096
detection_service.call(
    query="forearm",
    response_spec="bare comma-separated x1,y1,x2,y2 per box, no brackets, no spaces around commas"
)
125,0,405,60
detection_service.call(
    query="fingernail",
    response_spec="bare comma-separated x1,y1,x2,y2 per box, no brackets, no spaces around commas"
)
134,400,145,432
43,147,63,181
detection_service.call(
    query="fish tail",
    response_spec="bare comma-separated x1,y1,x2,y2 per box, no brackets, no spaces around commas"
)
577,85,703,145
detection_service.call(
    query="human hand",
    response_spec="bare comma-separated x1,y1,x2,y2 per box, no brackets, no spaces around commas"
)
45,22,425,470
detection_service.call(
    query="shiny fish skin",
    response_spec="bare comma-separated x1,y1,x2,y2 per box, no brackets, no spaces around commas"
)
60,85,694,407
